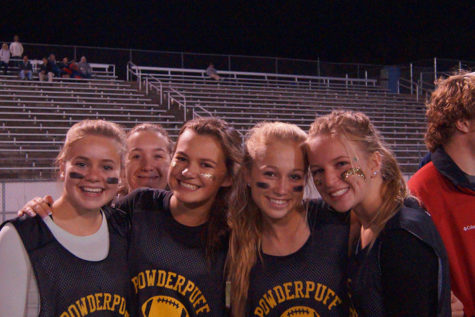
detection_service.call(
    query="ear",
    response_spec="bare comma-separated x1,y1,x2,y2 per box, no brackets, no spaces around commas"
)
369,151,382,173
59,161,66,181
455,118,471,133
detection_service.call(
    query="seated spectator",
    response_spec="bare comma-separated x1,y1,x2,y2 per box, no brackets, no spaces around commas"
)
78,56,92,78
19,55,32,80
39,57,54,82
58,57,72,78
47,54,60,77
9,35,23,67
206,62,221,81
0,43,10,75
68,59,82,79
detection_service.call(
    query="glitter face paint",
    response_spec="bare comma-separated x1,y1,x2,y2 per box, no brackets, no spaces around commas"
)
200,173,215,180
256,182,270,189
341,167,366,182
170,161,177,167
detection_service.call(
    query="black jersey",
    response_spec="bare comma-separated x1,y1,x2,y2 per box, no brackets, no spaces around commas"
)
117,188,227,317
348,206,450,317
246,199,350,317
6,206,131,317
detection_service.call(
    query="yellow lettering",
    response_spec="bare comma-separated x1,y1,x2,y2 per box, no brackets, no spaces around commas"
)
67,304,80,317
323,288,335,306
60,313,70,317
103,293,112,311
305,281,315,298
75,297,88,316
273,286,285,303
183,280,196,296
175,274,186,295
254,307,264,317
111,294,121,311
165,271,177,290
314,283,327,302
283,282,294,300
119,297,126,314
131,276,139,294
95,293,103,311
138,272,146,289
294,281,304,299
86,295,96,312
195,304,211,314
145,269,157,287
258,298,270,314
328,295,342,311
189,288,202,305
262,291,277,310
157,270,167,287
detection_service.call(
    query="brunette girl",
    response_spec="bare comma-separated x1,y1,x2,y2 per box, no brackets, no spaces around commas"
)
0,120,131,316
306,110,450,316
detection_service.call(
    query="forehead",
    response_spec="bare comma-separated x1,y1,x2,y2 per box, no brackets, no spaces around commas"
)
66,135,121,163
253,140,305,170
175,129,225,161
127,130,169,150
307,135,361,164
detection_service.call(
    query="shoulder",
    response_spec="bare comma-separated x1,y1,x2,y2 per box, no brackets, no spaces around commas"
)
115,188,172,214
306,199,349,231
408,162,440,191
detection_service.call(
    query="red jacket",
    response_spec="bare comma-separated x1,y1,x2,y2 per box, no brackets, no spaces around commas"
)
408,147,475,317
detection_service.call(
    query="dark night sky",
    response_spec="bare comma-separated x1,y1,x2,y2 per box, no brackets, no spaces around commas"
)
2,0,474,65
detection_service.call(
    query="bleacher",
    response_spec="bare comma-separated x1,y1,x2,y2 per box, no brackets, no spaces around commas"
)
130,66,427,174
0,64,181,180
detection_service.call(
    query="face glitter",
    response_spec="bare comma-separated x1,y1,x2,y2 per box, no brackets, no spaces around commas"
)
200,172,215,180
341,167,366,182
170,160,177,167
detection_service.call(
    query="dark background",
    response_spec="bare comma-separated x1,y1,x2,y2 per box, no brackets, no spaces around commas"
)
1,0,474,65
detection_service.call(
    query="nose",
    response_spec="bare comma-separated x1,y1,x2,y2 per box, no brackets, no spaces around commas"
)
141,155,153,171
181,163,198,178
322,170,340,187
273,177,290,196
84,166,101,182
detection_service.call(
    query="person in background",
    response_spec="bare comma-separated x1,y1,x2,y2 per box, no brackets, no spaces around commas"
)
78,56,92,78
58,57,71,78
19,55,33,80
9,34,24,66
0,43,11,75
47,54,60,78
206,62,221,81
408,72,475,317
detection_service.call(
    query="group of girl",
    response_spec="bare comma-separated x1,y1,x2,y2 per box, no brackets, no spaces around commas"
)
0,111,451,316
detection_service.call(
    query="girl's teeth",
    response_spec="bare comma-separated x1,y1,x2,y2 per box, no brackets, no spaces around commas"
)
330,188,349,197
181,182,198,190
269,198,287,205
83,187,102,193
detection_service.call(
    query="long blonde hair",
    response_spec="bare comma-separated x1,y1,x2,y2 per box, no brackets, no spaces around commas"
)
308,110,408,242
226,121,307,317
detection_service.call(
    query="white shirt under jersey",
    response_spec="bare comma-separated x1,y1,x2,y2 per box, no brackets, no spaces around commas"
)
0,212,109,316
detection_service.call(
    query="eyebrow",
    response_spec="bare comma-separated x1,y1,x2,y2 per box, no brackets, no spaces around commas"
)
130,147,167,152
261,165,305,173
74,156,116,164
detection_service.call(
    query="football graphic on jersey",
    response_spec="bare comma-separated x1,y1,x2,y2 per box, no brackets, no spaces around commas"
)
142,296,189,317
280,306,320,317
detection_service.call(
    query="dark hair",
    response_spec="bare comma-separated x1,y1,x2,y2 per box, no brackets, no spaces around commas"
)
176,117,243,260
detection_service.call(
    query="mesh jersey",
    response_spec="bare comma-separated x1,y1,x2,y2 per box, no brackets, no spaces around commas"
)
348,206,450,317
246,199,350,317
117,189,227,317
6,206,131,317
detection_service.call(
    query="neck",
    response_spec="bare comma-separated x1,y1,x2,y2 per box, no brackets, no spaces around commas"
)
444,137,475,175
51,196,103,236
352,176,384,228
169,195,211,227
261,208,310,256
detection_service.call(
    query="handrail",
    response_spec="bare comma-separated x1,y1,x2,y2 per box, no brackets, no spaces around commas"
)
144,75,163,104
168,88,187,121
193,105,213,117
397,77,420,100
129,65,377,86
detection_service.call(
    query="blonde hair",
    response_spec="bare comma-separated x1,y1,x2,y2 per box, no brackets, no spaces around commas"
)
127,123,174,154
308,110,408,244
56,120,127,169
227,121,308,317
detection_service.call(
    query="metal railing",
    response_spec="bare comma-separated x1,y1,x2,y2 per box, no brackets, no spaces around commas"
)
167,88,187,121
